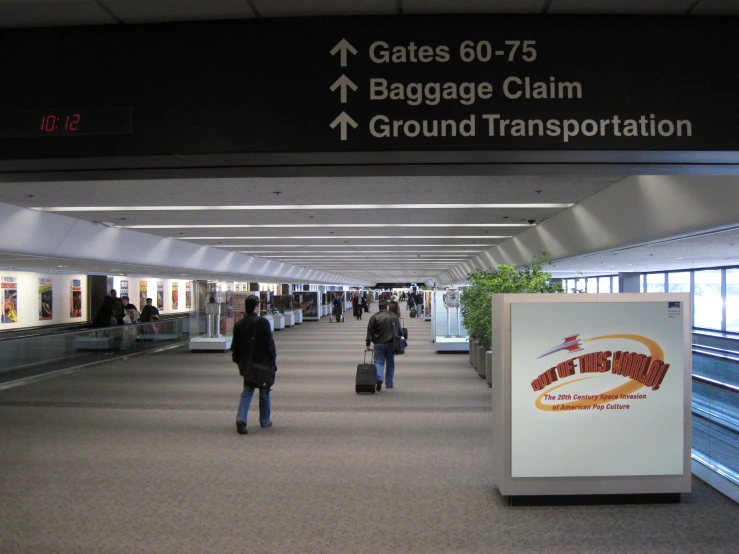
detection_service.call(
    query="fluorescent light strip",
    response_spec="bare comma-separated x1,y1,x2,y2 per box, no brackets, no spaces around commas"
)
216,244,492,248
240,250,476,254
256,255,470,258
126,224,529,229
175,236,508,239
34,203,572,212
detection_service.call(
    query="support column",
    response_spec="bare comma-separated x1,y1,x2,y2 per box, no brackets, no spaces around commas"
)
618,273,641,293
88,275,108,322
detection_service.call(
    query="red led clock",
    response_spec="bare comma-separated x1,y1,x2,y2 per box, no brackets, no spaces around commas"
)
0,108,132,137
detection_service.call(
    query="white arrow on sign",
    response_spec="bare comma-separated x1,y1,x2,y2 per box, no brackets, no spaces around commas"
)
330,112,358,141
330,74,358,104
330,38,357,67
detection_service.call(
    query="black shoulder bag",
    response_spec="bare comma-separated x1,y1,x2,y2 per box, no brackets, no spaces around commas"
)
244,317,276,389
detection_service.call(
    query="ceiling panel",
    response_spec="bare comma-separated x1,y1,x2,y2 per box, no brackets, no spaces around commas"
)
403,0,545,14
0,175,618,207
0,0,115,28
0,174,619,283
692,0,739,15
549,0,696,14
550,227,739,277
100,0,255,23
253,0,397,17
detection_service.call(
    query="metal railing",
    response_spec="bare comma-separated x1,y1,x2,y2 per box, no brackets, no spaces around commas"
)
0,315,194,385
691,341,739,487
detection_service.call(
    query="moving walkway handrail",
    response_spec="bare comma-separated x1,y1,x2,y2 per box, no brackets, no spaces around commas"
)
0,313,192,343
692,373,739,395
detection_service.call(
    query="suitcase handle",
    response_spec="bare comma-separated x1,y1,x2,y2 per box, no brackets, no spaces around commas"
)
364,350,374,364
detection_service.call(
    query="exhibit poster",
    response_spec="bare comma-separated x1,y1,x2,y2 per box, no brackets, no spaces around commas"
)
120,279,129,299
273,295,292,313
185,282,191,309
260,291,271,312
425,291,432,317
510,301,685,478
156,281,164,310
139,281,147,310
172,282,179,309
232,292,250,324
39,277,53,320
298,291,319,319
2,276,18,324
70,279,82,318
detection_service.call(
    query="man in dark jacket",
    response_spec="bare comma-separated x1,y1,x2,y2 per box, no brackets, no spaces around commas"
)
365,299,398,391
231,295,277,434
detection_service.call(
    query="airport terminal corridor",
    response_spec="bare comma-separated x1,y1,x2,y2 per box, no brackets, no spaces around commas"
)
1,313,737,554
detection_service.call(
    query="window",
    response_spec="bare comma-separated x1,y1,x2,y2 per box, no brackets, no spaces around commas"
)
694,269,723,330
612,278,620,293
599,276,611,293
646,273,666,293
575,278,585,293
726,269,739,333
668,272,690,293
586,278,597,293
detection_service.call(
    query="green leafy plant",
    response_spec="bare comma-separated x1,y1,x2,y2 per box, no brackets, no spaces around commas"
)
460,252,563,350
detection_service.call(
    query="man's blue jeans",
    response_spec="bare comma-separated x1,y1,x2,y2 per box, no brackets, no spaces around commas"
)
237,385,271,426
373,343,395,387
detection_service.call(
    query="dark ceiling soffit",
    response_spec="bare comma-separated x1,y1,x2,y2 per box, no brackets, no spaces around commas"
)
1,151,739,182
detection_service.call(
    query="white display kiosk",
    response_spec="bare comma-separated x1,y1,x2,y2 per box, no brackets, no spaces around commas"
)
491,293,692,501
273,313,285,330
431,290,469,352
189,290,232,352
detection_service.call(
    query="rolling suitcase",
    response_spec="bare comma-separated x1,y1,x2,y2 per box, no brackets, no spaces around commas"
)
356,351,376,394
410,308,417,318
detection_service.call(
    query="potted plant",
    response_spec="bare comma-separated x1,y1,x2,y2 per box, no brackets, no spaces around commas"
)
460,253,563,375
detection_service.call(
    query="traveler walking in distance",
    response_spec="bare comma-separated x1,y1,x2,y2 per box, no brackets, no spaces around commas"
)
365,299,398,391
231,295,277,434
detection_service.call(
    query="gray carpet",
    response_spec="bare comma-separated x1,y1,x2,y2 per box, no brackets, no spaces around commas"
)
1,309,737,553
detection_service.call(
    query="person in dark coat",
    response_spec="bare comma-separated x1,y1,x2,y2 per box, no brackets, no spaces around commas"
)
231,295,277,434
91,296,114,327
358,294,367,320
365,299,399,391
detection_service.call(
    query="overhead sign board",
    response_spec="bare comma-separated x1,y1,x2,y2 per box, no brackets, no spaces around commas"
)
0,16,738,161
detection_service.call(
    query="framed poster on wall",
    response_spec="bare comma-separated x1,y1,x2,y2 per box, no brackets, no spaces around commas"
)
2,276,18,323
139,281,147,310
185,282,191,309
120,279,129,299
156,281,164,310
70,279,82,318
39,277,53,320
172,282,179,309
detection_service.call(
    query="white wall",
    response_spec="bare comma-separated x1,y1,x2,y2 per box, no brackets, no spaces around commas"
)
0,271,88,329
112,276,193,315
